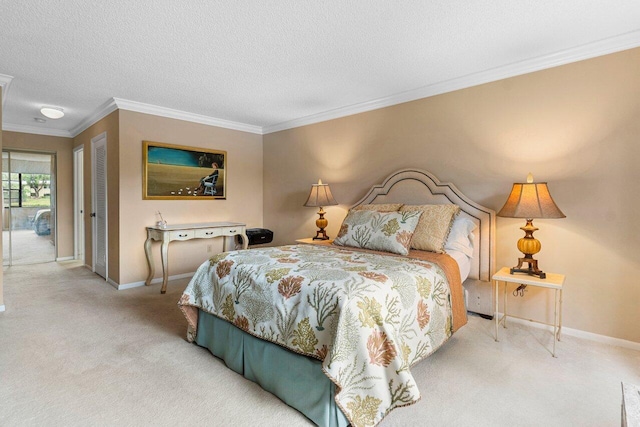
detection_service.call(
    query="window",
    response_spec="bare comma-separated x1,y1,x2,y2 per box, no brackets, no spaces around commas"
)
1,172,50,208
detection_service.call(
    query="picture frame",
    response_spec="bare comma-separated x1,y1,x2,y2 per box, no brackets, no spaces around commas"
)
142,141,227,200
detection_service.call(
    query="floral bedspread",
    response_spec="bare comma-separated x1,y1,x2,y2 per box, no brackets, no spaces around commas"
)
179,244,462,427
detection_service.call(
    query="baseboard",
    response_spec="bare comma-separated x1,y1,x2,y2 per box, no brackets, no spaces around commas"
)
498,313,640,352
117,281,145,290
0,304,5,313
56,256,74,262
107,278,119,290
116,272,195,291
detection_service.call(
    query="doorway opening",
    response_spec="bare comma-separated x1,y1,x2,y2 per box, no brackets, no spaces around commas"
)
2,150,57,266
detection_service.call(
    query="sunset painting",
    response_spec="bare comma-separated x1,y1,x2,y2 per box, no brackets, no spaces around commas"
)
142,141,226,200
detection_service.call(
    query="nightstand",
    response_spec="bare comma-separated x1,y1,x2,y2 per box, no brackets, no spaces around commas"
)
295,238,334,246
493,267,566,357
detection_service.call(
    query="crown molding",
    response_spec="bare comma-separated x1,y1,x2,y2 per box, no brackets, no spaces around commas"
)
112,98,263,135
69,97,119,137
2,122,73,138
263,30,640,134
0,73,14,110
6,30,640,138
21,96,263,139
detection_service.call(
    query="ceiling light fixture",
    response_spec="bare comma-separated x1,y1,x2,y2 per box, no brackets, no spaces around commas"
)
40,106,64,119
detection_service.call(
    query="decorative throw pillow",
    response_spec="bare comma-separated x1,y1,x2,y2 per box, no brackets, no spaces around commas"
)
351,203,404,212
399,204,460,253
333,210,422,255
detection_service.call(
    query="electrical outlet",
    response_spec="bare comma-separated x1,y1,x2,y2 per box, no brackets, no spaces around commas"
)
207,244,213,253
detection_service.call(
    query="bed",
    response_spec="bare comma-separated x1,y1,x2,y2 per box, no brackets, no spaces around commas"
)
179,169,495,427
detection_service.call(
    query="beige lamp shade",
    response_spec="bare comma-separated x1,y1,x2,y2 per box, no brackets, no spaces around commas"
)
304,179,338,207
497,182,565,219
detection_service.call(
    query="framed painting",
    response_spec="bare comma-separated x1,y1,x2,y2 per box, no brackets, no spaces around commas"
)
142,141,227,200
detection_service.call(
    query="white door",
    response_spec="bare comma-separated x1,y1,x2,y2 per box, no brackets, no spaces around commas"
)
74,146,84,262
91,133,108,279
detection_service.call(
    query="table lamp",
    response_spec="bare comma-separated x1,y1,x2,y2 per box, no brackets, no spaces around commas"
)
304,179,338,240
497,173,565,279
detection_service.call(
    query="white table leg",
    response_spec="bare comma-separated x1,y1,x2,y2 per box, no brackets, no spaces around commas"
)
240,231,248,249
503,280,508,329
553,288,558,357
160,238,169,294
558,289,563,341
144,233,154,286
495,280,499,341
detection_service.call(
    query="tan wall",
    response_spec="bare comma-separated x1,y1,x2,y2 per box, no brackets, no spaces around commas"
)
264,47,640,343
73,111,120,283
3,131,74,259
117,110,263,286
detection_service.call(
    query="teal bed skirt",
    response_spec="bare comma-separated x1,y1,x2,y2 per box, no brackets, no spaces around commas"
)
195,310,350,427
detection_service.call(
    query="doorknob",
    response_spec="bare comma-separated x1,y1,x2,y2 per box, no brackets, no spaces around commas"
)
90,212,96,217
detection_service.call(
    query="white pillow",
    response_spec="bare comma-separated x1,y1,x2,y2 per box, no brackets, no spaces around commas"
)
445,216,476,258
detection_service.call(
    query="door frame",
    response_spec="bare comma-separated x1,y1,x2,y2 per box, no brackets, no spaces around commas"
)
2,149,57,266
91,132,108,280
73,146,84,263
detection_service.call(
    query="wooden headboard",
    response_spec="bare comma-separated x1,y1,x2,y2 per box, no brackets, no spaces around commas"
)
352,169,496,285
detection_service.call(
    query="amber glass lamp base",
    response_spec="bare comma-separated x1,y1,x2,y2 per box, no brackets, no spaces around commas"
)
510,219,546,279
312,207,330,240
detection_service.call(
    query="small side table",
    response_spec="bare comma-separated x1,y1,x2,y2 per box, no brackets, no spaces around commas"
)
493,267,566,357
295,238,334,246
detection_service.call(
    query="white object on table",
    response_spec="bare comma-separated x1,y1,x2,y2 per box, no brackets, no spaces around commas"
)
144,222,248,294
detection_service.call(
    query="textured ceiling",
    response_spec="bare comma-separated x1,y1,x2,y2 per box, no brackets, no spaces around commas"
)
1,1,640,136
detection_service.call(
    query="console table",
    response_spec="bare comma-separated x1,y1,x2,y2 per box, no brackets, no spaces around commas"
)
144,222,248,294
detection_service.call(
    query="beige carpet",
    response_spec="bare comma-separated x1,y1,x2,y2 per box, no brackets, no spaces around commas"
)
1,261,639,426
2,229,56,266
